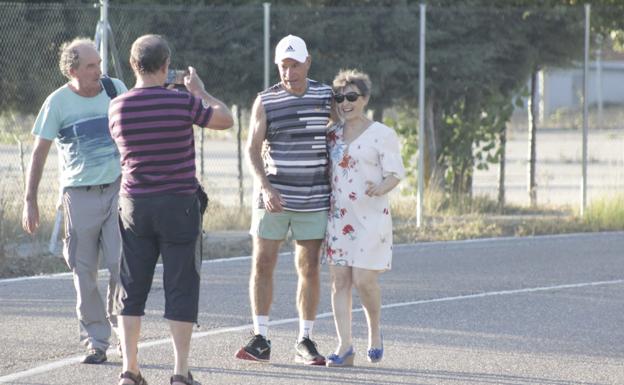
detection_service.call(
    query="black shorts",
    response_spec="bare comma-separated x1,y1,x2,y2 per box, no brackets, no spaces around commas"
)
115,193,201,323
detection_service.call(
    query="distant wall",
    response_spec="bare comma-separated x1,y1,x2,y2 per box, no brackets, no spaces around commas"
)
542,61,624,114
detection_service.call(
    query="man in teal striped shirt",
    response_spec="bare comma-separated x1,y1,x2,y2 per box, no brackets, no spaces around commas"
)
22,38,127,365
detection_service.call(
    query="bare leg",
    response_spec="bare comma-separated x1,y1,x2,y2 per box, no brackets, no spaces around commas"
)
329,265,353,355
294,239,322,321
169,320,194,384
118,315,141,385
250,237,282,316
353,268,382,349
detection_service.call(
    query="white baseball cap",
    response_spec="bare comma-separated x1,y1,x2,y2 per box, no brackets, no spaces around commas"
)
274,34,308,64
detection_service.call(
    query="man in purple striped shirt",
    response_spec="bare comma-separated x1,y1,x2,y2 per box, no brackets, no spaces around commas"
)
109,34,233,385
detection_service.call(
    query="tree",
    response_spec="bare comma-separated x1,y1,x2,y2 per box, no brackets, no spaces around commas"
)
2,0,624,204
520,4,585,207
0,2,98,114
421,4,534,196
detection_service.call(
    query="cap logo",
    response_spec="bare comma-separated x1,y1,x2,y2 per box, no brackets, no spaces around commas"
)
285,45,295,52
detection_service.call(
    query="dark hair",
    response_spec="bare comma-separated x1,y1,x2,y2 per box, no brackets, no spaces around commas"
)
130,34,170,75
332,69,372,97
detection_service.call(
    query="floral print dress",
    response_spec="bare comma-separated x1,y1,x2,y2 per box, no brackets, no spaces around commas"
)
322,121,406,271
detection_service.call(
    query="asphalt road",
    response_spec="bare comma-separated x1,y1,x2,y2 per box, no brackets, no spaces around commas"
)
0,232,623,385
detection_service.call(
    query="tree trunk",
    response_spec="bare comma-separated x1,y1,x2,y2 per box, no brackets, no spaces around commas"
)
373,107,383,122
458,96,478,197
528,69,538,207
425,93,445,192
465,167,473,198
498,124,507,213
452,160,473,197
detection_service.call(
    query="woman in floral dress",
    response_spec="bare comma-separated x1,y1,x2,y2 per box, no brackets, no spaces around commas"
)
323,69,405,367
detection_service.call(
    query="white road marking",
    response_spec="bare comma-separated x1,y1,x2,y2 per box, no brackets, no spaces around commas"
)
0,277,622,383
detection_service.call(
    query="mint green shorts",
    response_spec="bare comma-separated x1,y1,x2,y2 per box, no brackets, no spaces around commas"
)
250,209,329,241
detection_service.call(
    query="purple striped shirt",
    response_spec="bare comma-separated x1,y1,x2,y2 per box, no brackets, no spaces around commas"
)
109,86,212,197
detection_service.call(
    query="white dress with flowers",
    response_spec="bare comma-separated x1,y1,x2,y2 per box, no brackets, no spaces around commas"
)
322,121,406,271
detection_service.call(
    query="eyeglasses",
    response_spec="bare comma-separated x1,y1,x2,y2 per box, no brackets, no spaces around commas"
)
334,92,362,103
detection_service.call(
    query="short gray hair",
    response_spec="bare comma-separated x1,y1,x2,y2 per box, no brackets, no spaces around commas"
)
130,34,170,75
59,38,97,79
332,69,372,97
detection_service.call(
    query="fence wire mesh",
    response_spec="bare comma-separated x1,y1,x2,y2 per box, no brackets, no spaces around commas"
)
0,3,623,252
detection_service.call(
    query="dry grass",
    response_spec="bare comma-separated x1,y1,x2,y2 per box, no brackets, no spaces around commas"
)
582,194,624,231
390,192,623,244
1,190,623,279
203,200,251,231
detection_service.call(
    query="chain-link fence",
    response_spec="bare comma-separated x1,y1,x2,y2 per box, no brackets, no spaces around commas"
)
1,3,623,251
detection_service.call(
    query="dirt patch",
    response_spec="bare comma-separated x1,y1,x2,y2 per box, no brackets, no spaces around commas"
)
0,254,68,278
0,231,296,279
201,231,253,259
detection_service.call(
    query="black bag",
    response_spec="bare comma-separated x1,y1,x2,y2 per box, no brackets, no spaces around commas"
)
196,184,209,215
101,76,118,99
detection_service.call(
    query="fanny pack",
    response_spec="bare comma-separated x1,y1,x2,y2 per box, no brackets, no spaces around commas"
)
196,184,208,215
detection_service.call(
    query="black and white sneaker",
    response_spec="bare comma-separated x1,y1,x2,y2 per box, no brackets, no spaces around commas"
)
235,334,271,362
294,337,325,365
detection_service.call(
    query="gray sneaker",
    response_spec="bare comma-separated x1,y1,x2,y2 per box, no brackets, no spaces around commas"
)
82,348,107,364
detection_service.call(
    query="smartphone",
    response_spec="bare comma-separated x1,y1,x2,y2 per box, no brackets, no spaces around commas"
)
166,69,188,85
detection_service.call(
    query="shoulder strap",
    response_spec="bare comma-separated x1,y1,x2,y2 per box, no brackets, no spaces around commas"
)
100,76,117,99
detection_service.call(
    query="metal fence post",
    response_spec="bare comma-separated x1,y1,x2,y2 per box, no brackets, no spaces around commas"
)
264,3,271,90
596,34,603,130
417,3,426,228
236,105,244,208
99,0,108,75
581,3,590,216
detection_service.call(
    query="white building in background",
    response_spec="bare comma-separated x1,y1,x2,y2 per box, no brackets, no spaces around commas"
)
542,61,624,115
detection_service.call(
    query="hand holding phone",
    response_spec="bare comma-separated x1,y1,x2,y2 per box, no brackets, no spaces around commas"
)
166,69,189,86
184,66,206,95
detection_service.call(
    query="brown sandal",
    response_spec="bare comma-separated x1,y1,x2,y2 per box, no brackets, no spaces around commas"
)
170,371,200,385
119,370,148,385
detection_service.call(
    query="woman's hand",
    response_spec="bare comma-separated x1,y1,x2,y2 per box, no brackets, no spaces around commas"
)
365,175,401,197
365,181,384,197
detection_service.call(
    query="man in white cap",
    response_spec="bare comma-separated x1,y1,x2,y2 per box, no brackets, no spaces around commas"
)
235,34,333,365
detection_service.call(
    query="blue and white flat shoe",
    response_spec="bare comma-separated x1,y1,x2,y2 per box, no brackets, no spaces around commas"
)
367,334,384,363
326,346,355,367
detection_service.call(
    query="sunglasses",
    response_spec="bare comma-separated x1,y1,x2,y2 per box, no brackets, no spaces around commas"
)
334,92,362,103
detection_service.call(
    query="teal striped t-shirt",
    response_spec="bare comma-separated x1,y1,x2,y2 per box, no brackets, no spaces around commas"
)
32,78,127,188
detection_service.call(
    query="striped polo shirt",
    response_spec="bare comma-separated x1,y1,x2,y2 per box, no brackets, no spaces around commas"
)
258,79,333,212
108,86,212,197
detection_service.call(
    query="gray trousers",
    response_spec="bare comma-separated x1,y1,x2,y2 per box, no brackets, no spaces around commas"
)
62,178,121,351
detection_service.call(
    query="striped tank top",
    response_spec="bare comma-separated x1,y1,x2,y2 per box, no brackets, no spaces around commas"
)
257,79,333,212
